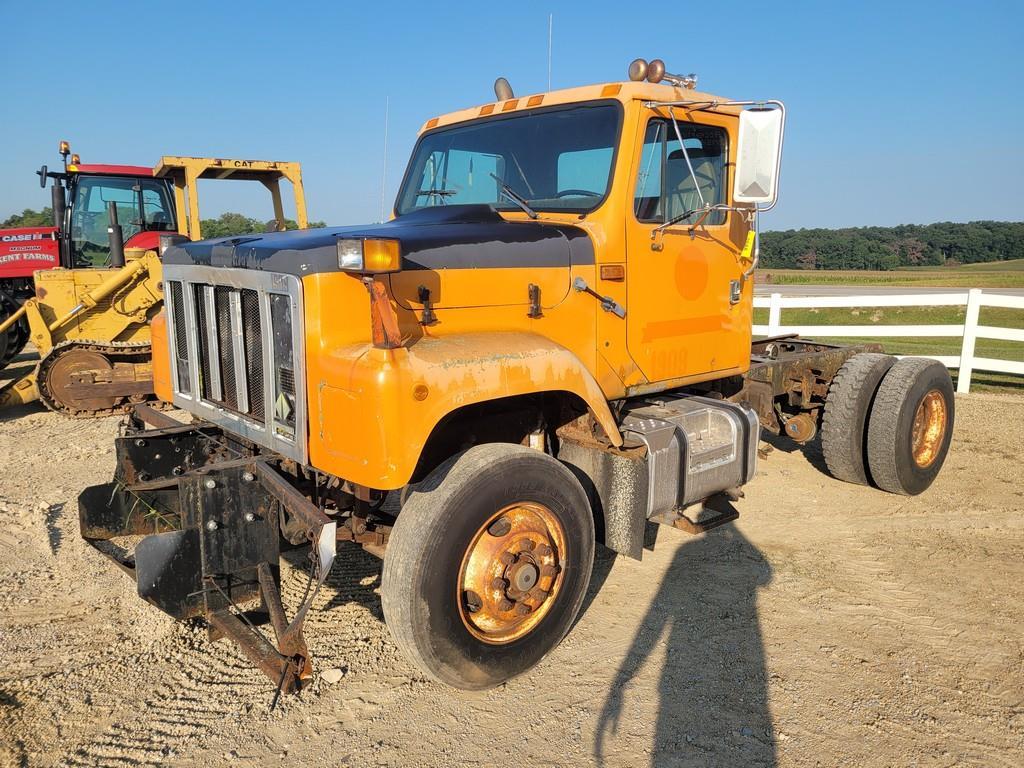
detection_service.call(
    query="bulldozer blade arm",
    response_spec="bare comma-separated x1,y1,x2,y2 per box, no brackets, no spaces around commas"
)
0,371,39,409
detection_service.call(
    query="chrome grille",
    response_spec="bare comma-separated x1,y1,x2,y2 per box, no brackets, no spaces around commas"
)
168,281,190,395
240,290,265,421
214,287,237,411
163,266,306,463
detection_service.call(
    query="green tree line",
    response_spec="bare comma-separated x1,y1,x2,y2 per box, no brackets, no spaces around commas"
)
761,221,1024,270
1,209,326,237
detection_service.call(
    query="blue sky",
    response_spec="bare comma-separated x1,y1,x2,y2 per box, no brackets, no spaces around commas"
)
2,0,1021,231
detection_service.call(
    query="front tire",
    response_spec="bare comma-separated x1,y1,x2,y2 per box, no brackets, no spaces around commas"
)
381,443,595,690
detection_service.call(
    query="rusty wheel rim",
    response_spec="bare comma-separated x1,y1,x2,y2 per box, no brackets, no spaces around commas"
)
911,389,947,468
457,502,566,645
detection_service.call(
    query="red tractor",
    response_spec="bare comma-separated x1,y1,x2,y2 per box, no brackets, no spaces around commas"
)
0,141,178,366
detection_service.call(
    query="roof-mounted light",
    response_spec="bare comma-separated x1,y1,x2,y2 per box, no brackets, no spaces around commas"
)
336,237,401,274
59,140,71,157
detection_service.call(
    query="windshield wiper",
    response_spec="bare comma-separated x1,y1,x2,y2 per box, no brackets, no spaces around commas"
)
489,173,538,219
417,188,457,204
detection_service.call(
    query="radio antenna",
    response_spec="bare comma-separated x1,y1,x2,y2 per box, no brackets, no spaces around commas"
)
547,14,553,90
379,95,390,222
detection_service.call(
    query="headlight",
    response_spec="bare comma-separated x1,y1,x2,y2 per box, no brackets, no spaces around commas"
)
336,237,401,273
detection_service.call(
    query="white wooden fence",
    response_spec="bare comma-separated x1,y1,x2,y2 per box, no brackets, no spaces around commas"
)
753,288,1024,394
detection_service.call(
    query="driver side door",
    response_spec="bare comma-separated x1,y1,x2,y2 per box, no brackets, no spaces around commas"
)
625,111,752,384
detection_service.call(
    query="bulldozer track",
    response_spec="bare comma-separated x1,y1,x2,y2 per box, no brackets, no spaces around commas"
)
36,339,157,418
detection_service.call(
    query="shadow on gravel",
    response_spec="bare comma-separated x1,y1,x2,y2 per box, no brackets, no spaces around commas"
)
595,525,775,767
44,502,64,554
762,431,830,476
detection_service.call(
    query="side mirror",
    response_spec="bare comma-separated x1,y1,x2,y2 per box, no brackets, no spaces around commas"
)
38,165,48,188
733,107,784,206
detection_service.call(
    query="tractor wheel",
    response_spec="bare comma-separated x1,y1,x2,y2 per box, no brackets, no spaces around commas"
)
866,358,954,495
821,353,895,485
0,291,28,368
381,443,595,690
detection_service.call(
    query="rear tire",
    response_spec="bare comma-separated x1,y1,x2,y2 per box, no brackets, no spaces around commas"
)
866,358,954,495
381,443,595,690
0,291,28,368
821,353,895,485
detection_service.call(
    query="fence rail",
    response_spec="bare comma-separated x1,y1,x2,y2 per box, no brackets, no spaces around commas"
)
752,288,1024,393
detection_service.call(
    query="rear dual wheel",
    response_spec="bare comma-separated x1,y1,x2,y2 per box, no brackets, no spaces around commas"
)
381,443,595,690
822,354,953,495
866,357,954,496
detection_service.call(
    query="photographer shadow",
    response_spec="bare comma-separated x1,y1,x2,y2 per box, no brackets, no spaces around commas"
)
595,525,776,767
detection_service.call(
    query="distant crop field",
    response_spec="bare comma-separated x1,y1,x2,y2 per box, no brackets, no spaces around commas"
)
757,259,1024,288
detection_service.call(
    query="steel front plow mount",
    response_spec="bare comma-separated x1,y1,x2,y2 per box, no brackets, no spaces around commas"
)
77,407,336,701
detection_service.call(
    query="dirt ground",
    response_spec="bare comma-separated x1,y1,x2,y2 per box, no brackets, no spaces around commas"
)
1,368,1022,767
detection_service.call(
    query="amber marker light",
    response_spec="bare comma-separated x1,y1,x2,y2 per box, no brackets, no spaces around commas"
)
336,237,402,274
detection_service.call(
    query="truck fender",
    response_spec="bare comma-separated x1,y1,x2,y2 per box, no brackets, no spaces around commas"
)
313,331,623,490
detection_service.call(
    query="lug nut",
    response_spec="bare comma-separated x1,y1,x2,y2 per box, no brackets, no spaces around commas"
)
205,520,218,531
519,539,536,552
498,552,515,566
535,544,552,557
498,598,514,611
516,603,532,616
541,564,560,578
491,577,508,590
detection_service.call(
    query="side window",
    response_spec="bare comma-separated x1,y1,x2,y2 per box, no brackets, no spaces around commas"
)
634,118,728,226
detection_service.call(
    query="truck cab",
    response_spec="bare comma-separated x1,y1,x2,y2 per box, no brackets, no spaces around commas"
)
81,60,953,697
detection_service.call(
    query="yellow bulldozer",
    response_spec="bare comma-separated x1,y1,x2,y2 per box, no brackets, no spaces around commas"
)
0,155,307,416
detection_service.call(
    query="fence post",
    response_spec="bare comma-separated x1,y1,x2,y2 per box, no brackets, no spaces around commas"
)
957,288,982,394
768,293,783,336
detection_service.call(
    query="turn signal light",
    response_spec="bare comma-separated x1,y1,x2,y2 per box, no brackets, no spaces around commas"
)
336,237,402,273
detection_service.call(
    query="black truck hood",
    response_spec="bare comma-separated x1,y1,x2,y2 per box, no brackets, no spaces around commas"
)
163,205,594,274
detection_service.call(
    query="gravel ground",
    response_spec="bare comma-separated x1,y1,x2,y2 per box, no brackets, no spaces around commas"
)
1,359,1022,767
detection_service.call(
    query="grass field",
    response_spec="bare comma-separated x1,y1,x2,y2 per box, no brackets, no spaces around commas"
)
757,258,1024,289
753,304,1024,392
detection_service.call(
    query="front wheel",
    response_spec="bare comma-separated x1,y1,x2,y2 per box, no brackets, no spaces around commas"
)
381,443,595,690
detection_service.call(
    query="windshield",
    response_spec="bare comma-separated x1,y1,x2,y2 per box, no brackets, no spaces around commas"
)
396,103,620,217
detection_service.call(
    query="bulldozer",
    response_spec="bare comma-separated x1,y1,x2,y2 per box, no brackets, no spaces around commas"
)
0,154,308,416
